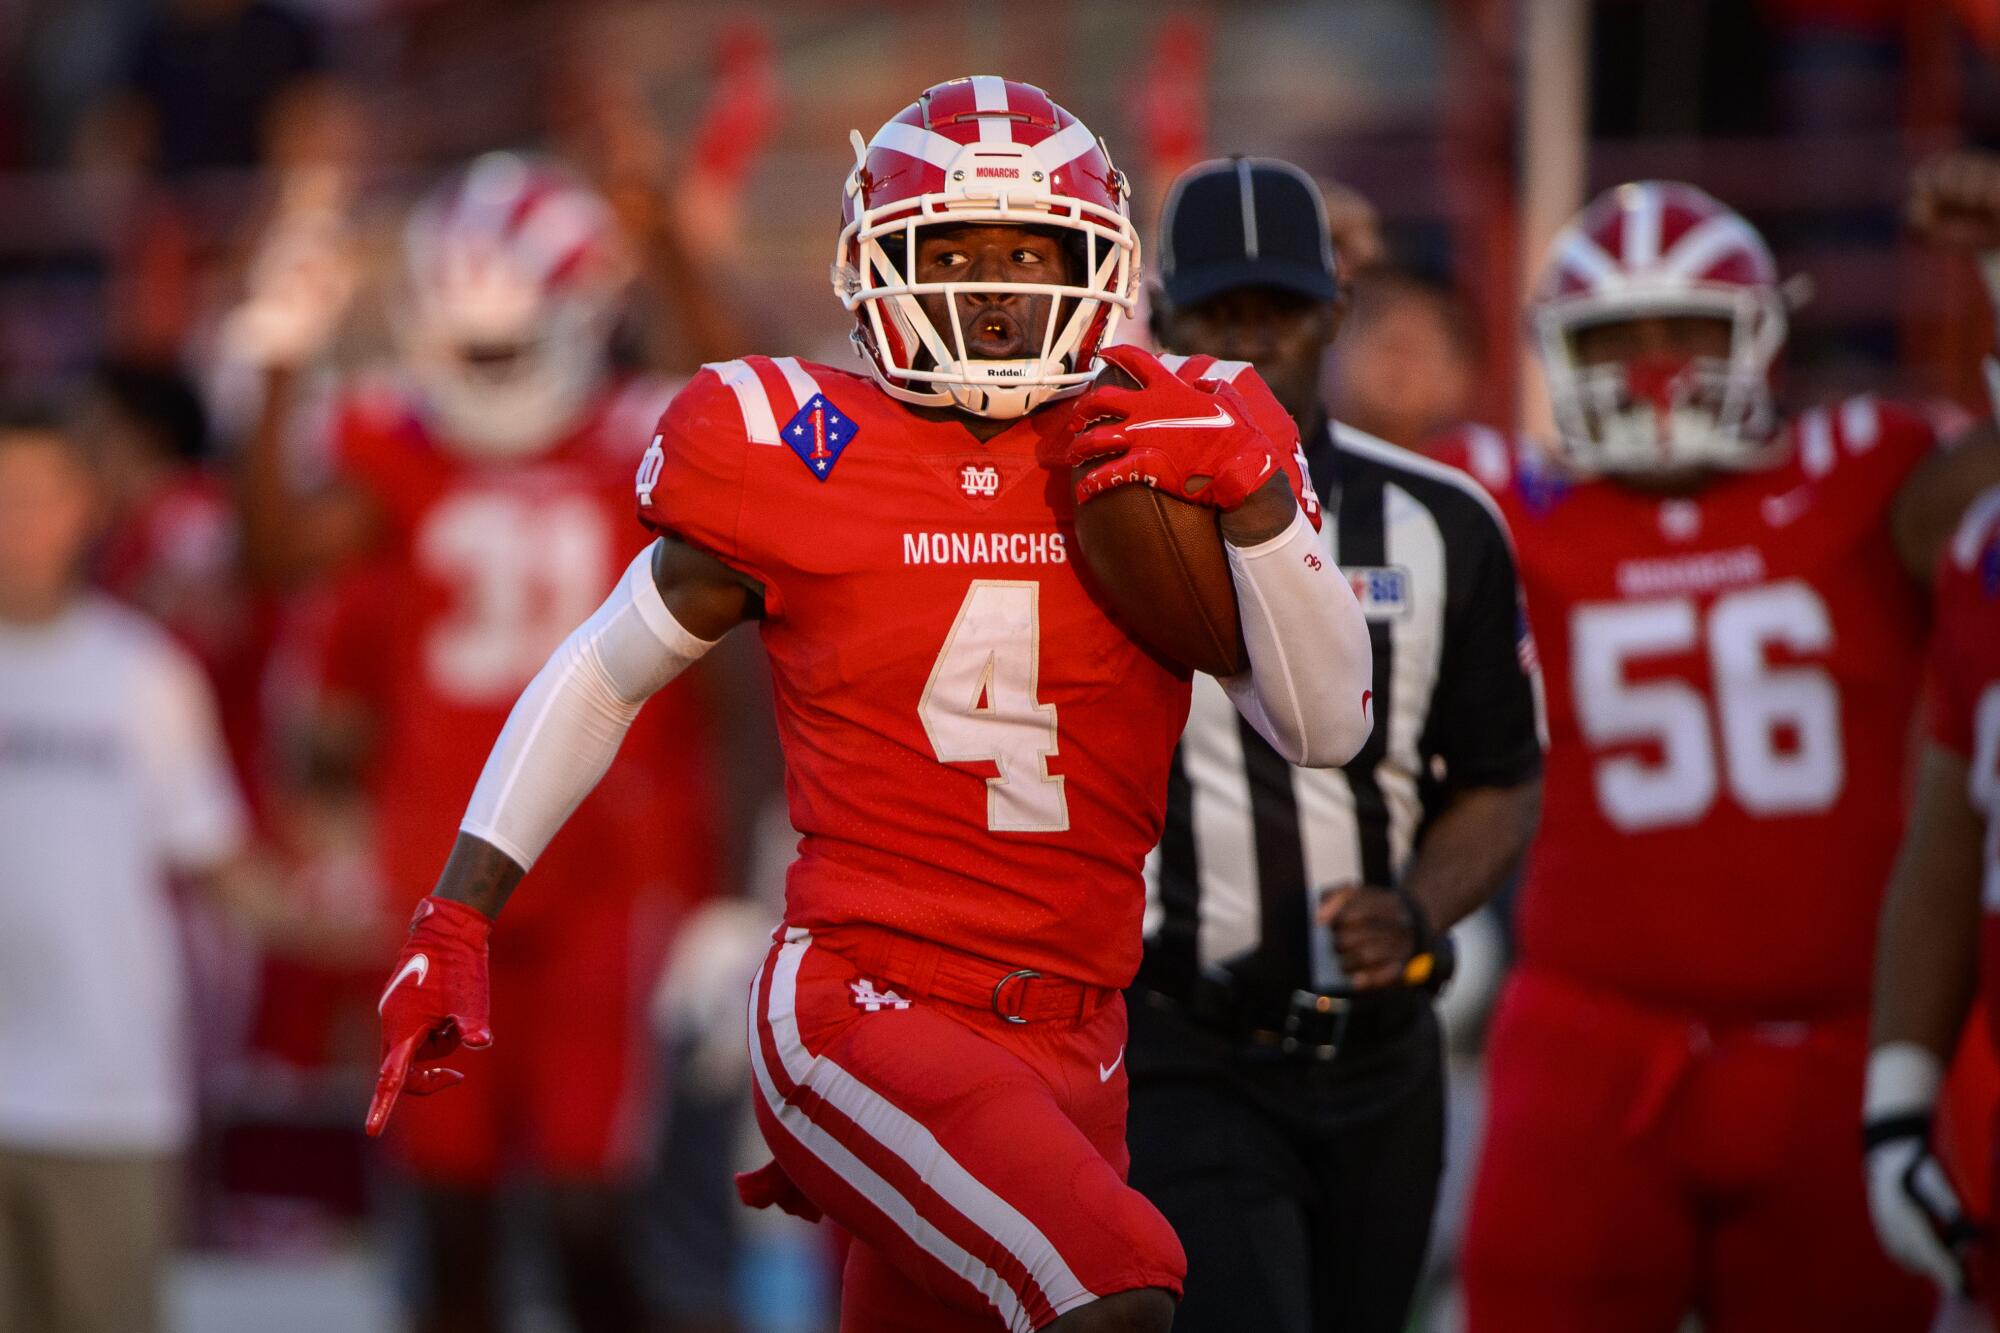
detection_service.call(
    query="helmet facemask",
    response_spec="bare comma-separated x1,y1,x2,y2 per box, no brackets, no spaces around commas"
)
400,154,630,460
835,137,1138,420
1537,286,1786,476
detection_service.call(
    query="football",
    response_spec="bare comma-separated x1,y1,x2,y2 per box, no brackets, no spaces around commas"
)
1070,364,1247,676
1071,479,1247,676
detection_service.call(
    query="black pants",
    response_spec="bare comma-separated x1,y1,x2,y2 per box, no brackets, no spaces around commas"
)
1124,993,1445,1333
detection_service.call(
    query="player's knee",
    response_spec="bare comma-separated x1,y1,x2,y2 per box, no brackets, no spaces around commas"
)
1045,1287,1176,1333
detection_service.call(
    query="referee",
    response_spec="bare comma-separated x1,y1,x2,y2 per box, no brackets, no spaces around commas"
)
1127,158,1545,1333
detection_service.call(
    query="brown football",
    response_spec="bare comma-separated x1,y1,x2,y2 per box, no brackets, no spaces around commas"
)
1069,365,1247,676
1072,480,1247,676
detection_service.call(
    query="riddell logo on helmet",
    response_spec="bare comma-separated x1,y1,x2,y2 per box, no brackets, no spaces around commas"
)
976,166,1021,179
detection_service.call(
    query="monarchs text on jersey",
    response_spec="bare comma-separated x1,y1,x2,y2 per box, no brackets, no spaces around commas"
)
1435,400,1934,1017
637,356,1305,988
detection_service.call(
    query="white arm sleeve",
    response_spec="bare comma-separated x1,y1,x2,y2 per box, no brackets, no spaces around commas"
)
1219,511,1374,768
459,544,718,870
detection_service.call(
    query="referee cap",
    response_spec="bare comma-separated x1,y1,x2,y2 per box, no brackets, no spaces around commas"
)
1157,156,1341,308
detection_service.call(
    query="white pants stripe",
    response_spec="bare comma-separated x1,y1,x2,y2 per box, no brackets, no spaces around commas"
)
748,934,1098,1328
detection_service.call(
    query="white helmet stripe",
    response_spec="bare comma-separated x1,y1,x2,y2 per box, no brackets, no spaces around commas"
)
870,121,961,170
1658,213,1768,281
1555,231,1622,289
1624,182,1662,269
453,154,530,241
512,192,607,285
1037,119,1098,171
971,75,1013,144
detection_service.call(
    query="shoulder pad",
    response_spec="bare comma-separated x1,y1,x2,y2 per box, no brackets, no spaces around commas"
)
1791,396,1934,481
689,356,854,447
1425,422,1531,497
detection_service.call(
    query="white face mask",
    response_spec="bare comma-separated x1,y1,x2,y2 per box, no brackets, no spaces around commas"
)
834,138,1139,420
1535,287,1788,477
401,249,616,460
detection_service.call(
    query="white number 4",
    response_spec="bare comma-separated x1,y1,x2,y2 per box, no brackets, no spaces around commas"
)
920,580,1069,832
1572,580,1844,832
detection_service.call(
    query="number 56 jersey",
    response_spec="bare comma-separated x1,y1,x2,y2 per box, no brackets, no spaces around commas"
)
1434,401,1934,1019
639,357,1275,989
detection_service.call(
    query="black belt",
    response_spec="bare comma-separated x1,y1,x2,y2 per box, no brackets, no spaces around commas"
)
1135,937,1454,1064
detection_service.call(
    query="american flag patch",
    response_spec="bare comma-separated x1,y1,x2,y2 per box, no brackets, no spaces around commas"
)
1346,566,1411,619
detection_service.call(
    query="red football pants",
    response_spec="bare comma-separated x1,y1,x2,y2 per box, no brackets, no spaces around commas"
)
388,891,672,1188
743,929,1185,1332
1462,967,1935,1333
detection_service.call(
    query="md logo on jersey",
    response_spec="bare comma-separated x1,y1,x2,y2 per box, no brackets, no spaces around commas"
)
782,394,858,482
961,463,1000,498
1347,566,1412,619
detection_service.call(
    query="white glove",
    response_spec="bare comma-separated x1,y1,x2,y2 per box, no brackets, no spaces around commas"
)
1864,1042,1980,1294
219,207,358,370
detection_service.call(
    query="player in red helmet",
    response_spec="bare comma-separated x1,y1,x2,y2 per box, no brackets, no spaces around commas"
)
364,77,1373,1333
229,152,723,1332
1433,179,2000,1331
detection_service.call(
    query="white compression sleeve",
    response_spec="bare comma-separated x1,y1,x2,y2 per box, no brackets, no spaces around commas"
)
1220,510,1374,768
459,544,718,870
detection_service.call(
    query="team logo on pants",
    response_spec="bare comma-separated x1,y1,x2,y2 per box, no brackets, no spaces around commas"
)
849,978,910,1012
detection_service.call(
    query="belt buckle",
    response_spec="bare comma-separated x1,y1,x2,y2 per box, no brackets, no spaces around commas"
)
1283,989,1351,1061
992,969,1040,1025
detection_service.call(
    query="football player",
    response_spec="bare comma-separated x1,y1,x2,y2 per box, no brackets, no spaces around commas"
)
1866,146,2000,1318
1432,179,2000,1331
234,154,723,1333
1866,483,2000,1311
363,77,1374,1333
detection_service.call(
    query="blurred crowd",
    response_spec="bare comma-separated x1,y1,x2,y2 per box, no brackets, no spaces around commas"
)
3,2,2000,1332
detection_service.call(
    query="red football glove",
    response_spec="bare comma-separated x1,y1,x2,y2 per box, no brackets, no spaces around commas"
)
364,896,494,1137
1067,344,1282,511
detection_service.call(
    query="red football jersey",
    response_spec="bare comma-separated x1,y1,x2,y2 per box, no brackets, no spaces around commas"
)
1931,490,2000,1049
1435,398,1933,1017
637,354,1308,989
318,375,719,927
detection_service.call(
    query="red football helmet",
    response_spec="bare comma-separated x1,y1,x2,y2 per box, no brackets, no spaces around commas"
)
1532,181,1788,475
833,77,1140,419
401,153,634,459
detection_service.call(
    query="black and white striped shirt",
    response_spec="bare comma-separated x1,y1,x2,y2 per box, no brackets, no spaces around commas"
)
1141,419,1544,1002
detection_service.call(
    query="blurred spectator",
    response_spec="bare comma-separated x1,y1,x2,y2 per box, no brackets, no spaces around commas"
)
0,404,253,1333
83,357,274,772
1328,268,1479,454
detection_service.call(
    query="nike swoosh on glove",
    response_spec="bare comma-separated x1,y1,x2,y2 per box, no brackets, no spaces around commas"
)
365,896,494,1137
1066,344,1283,512
1864,1112,1982,1294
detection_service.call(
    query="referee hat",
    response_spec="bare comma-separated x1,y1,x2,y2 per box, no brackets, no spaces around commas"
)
1157,157,1341,308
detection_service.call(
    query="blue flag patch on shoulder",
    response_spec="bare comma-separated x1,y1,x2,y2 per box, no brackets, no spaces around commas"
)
782,394,858,481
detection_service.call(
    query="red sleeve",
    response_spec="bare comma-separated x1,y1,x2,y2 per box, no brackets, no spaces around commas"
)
331,384,433,538
1808,397,1936,527
633,367,783,613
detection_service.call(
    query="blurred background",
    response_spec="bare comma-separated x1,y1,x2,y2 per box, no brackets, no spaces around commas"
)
2,1,1999,1330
